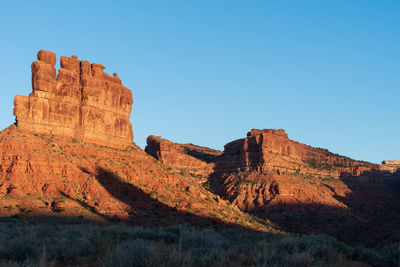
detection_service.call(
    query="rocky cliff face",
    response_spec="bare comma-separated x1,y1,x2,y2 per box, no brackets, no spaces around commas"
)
212,128,382,211
145,135,222,175
0,125,271,231
216,128,379,178
13,50,133,148
382,160,400,171
209,129,400,242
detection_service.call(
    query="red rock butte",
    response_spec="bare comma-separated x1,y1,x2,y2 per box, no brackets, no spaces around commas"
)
216,128,378,176
13,50,133,148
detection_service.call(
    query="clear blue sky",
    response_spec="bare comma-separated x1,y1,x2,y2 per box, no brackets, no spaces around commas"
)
0,1,398,163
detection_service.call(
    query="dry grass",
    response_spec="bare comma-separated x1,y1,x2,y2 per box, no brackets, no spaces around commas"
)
0,221,398,266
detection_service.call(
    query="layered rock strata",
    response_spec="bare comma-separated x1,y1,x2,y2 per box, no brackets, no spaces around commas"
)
13,50,133,148
0,124,267,231
215,129,379,178
145,135,222,174
382,160,400,165
381,160,400,172
209,129,400,241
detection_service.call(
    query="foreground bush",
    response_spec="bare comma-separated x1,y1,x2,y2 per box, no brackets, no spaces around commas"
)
0,221,398,266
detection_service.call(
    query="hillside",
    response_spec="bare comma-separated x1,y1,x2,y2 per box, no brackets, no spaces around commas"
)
148,129,400,245
0,125,274,232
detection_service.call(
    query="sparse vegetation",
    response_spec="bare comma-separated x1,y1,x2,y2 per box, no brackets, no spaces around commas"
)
202,181,211,191
193,173,206,180
303,158,333,171
0,222,397,266
179,169,188,176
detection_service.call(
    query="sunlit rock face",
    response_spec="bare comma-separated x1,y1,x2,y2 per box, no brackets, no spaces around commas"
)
13,50,133,148
215,128,379,177
145,135,222,175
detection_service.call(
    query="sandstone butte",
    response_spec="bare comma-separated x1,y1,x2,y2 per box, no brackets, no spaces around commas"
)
13,50,133,148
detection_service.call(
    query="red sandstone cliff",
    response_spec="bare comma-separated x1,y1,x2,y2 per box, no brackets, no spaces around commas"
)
145,135,222,175
208,129,400,241
13,50,133,148
216,128,379,178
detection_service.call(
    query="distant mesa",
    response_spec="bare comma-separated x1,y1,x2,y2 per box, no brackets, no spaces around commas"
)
215,128,379,177
13,50,133,148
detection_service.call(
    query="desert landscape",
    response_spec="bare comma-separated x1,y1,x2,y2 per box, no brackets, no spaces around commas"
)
1,2,399,266
0,50,398,266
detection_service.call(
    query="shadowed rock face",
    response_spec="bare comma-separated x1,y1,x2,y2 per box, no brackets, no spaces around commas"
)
13,50,133,148
145,135,222,174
